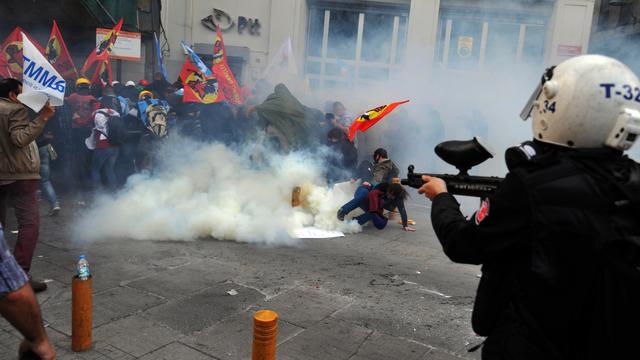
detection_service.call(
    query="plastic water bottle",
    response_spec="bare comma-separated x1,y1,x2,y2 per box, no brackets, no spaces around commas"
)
77,255,90,280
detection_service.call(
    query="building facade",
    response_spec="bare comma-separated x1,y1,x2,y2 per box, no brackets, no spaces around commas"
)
589,0,640,74
161,0,595,90
0,0,163,84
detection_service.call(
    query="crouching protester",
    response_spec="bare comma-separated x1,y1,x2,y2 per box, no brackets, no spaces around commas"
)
338,182,415,231
418,55,640,359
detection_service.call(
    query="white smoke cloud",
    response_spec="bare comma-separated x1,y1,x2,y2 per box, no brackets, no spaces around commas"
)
73,136,362,245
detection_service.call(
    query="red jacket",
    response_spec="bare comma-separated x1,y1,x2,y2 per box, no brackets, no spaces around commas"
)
366,189,385,216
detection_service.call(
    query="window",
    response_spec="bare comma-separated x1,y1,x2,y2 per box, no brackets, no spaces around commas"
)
305,3,408,90
437,10,548,71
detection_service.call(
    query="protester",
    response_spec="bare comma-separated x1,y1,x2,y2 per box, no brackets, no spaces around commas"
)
121,80,139,103
326,127,357,183
0,78,55,292
200,102,235,144
332,101,351,134
0,225,56,360
86,97,121,191
36,117,61,216
101,85,129,119
320,113,335,136
148,72,172,100
138,79,150,92
67,77,99,190
337,182,414,231
115,90,145,185
136,91,169,171
137,90,169,137
371,148,399,185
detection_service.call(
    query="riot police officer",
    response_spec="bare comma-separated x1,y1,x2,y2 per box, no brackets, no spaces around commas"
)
419,55,640,359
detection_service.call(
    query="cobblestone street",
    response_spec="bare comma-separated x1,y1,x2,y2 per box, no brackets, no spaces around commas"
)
1,197,482,359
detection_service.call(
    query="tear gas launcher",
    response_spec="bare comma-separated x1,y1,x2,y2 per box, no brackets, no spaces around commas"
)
401,138,504,198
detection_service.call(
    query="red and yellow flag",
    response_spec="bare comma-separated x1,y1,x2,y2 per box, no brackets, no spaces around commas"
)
81,18,123,77
348,100,410,141
211,26,243,105
46,20,78,80
0,56,12,78
0,27,45,80
180,58,221,104
90,57,112,87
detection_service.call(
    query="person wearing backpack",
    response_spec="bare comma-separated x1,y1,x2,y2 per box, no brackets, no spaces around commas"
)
85,97,121,191
419,55,640,359
136,91,169,171
137,90,169,139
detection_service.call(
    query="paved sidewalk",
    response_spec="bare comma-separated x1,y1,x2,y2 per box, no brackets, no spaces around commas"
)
0,198,482,359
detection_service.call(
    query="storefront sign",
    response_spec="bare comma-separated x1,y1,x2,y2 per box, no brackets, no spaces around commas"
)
96,28,141,61
457,36,474,58
557,45,582,57
201,8,261,36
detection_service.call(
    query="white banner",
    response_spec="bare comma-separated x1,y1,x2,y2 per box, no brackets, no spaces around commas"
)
96,28,141,61
261,37,298,80
18,33,66,112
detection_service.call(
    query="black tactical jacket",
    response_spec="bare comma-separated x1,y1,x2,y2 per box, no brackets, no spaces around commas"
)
431,144,640,360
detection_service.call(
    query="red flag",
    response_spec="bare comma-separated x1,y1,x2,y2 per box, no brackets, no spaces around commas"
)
46,20,78,80
211,26,227,66
0,56,11,78
348,100,410,141
90,57,112,87
180,58,222,104
81,18,123,77
0,27,45,80
211,26,243,105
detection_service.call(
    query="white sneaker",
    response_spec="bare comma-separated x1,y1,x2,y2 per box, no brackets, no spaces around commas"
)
49,206,61,216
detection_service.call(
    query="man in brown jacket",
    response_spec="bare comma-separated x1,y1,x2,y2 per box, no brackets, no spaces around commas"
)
0,78,55,292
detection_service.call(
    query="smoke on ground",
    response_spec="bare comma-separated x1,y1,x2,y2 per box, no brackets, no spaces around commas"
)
73,136,361,245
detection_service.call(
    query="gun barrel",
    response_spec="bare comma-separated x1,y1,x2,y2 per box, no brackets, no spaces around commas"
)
401,172,504,198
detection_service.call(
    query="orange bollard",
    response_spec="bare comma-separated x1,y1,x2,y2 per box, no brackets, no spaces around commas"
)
71,276,93,352
252,310,278,360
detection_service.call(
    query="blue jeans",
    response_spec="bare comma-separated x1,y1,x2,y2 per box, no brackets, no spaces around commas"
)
340,185,371,214
115,141,137,185
38,146,59,208
354,212,388,229
91,147,119,190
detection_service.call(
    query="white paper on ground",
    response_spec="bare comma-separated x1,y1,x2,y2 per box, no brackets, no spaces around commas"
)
17,32,66,112
292,227,345,239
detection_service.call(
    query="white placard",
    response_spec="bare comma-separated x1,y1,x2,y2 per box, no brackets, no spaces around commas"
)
96,28,141,61
18,33,65,112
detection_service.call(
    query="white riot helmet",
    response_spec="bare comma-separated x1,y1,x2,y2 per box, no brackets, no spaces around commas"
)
520,55,640,150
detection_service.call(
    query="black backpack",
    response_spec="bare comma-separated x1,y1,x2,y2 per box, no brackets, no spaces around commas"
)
97,110,126,145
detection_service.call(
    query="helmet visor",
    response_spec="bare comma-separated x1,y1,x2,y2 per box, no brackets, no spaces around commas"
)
520,66,555,121
519,81,543,121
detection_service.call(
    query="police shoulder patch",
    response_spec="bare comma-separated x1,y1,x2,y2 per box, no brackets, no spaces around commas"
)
475,198,490,225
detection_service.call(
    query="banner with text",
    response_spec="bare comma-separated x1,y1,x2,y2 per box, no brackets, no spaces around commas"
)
18,33,65,112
